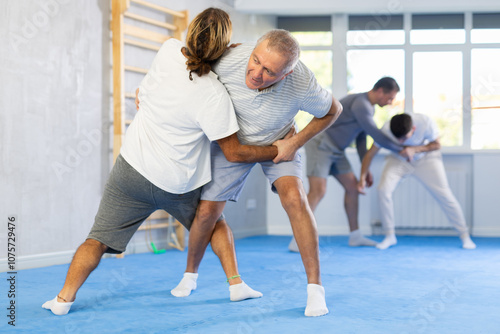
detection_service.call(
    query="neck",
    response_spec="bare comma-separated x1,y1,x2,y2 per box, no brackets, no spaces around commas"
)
367,90,377,105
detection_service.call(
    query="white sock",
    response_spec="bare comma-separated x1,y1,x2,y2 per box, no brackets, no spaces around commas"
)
348,229,377,247
229,281,263,302
42,296,74,316
305,284,328,317
171,272,198,297
288,237,299,252
460,233,476,250
376,234,397,250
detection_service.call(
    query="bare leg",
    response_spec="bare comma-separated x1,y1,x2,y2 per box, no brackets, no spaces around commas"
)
42,239,108,315
185,200,227,274
172,200,262,300
334,172,376,247
210,219,241,284
289,176,326,252
274,176,328,317
307,176,327,212
275,176,320,284
211,220,262,301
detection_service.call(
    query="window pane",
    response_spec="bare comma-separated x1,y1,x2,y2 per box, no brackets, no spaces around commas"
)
471,29,500,43
295,50,332,130
291,31,332,46
347,30,405,46
410,29,465,44
347,50,405,127
413,52,463,146
471,49,500,149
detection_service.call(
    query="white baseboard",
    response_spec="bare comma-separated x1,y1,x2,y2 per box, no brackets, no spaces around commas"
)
233,227,267,240
0,250,75,271
266,225,351,236
471,227,500,237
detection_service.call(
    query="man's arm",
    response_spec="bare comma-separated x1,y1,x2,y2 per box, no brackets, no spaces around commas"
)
357,144,380,195
399,138,441,162
217,133,278,163
273,97,343,163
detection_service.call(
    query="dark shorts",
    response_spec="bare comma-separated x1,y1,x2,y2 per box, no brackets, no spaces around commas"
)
87,155,201,254
305,133,352,178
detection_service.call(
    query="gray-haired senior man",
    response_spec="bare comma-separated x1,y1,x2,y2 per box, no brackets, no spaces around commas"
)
175,29,343,317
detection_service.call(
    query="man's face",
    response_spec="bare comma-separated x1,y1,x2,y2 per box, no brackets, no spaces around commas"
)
397,126,416,143
376,89,398,107
245,40,292,91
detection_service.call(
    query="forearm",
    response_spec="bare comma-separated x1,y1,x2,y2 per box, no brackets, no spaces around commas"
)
230,144,277,163
217,133,277,163
413,140,441,153
360,146,379,179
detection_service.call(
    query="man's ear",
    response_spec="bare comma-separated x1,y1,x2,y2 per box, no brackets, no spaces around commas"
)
281,70,293,80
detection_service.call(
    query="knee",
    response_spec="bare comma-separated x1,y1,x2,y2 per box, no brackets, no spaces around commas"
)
308,182,326,202
377,185,391,200
344,180,358,197
281,189,309,214
195,202,222,227
84,238,108,253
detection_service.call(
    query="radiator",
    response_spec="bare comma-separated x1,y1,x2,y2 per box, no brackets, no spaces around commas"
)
390,170,469,230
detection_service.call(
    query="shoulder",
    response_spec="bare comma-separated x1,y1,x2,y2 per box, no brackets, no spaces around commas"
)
159,38,182,52
290,60,314,80
220,43,254,63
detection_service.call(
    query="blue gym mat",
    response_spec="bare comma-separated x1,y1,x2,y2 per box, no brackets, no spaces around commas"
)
3,235,500,333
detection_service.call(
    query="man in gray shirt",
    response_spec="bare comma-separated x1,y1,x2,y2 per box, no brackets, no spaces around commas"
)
289,77,403,251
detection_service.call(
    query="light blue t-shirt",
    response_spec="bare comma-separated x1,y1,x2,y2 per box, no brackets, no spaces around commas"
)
213,43,333,145
378,113,440,161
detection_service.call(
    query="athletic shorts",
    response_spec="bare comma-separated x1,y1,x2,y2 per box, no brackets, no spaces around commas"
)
201,142,303,202
305,133,352,178
87,154,202,254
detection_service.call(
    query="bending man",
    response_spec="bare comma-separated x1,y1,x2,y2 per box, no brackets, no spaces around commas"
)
357,113,476,250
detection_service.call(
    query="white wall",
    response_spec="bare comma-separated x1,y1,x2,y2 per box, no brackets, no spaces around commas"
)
472,153,500,236
0,0,276,270
0,0,110,269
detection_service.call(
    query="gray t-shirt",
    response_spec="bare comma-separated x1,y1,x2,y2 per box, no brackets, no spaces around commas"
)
324,92,402,159
213,44,333,145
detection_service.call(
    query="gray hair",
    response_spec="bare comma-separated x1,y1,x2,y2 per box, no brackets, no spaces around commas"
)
256,29,300,74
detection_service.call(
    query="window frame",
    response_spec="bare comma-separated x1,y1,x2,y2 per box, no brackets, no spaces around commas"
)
282,12,500,151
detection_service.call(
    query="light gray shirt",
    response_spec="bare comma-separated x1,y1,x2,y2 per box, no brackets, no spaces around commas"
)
324,92,402,159
213,44,333,145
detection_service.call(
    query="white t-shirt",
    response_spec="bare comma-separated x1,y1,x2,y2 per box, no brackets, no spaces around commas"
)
121,39,239,194
378,113,440,161
212,44,332,145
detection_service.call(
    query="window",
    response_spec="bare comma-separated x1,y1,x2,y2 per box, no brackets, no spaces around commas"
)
413,52,463,146
281,12,500,150
279,16,333,130
410,14,465,45
471,49,500,149
346,15,405,129
471,13,500,44
347,15,405,46
347,50,404,127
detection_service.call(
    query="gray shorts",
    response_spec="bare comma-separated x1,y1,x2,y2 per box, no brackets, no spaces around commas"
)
201,142,303,202
87,155,201,254
305,133,352,178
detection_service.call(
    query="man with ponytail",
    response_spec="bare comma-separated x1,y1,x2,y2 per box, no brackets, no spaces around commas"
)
43,8,279,316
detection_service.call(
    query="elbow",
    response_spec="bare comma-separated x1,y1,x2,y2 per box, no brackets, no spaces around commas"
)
224,151,245,163
334,100,343,117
